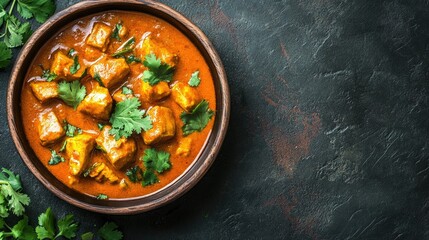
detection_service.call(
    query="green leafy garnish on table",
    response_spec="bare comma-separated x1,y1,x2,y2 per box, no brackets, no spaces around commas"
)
48,149,64,165
0,0,56,69
58,80,86,110
0,168,29,217
98,222,123,240
142,53,174,86
188,70,201,87
180,100,214,136
109,97,152,140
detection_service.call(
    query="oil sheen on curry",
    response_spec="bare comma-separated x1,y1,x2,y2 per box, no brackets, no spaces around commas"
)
20,11,216,199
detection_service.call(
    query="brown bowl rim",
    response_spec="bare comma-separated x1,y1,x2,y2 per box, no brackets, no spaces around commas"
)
7,0,230,215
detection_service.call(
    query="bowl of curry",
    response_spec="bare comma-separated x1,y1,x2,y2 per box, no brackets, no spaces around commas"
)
6,0,229,214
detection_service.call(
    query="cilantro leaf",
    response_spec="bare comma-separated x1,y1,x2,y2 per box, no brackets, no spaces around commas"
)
97,123,105,131
58,80,86,110
4,15,32,48
142,53,174,86
0,168,23,191
35,207,55,240
11,215,37,240
109,97,152,140
142,148,171,173
69,55,80,75
126,54,141,64
96,194,108,200
0,168,30,217
111,22,122,41
180,100,214,136
93,72,104,87
81,232,94,240
188,70,201,87
56,214,78,239
64,121,81,137
41,69,57,82
59,140,67,153
16,0,56,23
48,149,64,165
122,86,132,95
0,42,12,69
111,36,134,57
125,166,142,183
97,222,123,240
67,48,76,57
142,170,158,186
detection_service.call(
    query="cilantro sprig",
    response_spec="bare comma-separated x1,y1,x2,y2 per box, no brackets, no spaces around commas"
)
0,0,56,69
48,149,64,165
180,100,214,136
142,53,174,86
0,168,29,217
109,97,152,140
58,80,86,110
188,70,201,87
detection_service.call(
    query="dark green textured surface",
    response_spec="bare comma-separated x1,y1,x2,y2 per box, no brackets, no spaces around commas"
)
1,0,429,239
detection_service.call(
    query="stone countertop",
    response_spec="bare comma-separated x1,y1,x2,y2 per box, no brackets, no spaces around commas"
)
1,0,429,239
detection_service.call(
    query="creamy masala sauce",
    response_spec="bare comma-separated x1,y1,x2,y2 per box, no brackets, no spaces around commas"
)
20,11,215,198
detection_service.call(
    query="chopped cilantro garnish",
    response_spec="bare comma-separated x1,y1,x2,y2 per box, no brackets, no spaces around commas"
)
41,69,57,82
93,72,104,87
126,54,141,64
59,140,67,153
142,148,171,174
142,170,158,186
67,48,76,57
96,194,108,200
142,53,174,86
125,166,143,183
69,55,80,75
180,100,214,136
111,36,135,57
64,121,81,137
97,123,105,131
188,70,201,87
122,86,133,95
58,80,86,110
111,22,123,41
48,149,65,165
109,97,152,140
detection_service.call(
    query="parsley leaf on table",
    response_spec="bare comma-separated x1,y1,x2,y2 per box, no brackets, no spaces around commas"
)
56,214,78,239
48,149,64,165
35,207,55,240
188,70,201,87
142,148,171,174
0,168,30,217
180,100,214,136
16,0,55,23
142,53,174,86
97,222,123,240
0,42,11,68
58,80,86,110
11,215,37,239
4,15,32,48
109,97,152,140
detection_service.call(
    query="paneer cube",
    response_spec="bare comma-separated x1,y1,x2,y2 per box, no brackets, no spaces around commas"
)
139,81,170,102
50,52,75,79
143,106,176,145
135,36,178,67
89,57,130,89
30,81,59,103
66,134,95,176
171,82,201,112
88,162,119,183
95,126,136,169
37,111,65,146
86,22,112,52
78,86,113,120
176,138,192,157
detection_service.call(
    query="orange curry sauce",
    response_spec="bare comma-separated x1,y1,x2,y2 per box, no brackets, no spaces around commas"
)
20,11,215,198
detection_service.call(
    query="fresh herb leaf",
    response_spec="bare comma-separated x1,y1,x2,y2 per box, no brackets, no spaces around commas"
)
48,149,64,165
83,163,100,178
56,214,78,239
96,194,108,200
41,69,57,82
67,48,76,57
59,140,67,153
142,170,158,186
125,54,141,64
16,0,56,23
58,80,86,109
98,222,123,240
0,168,29,217
4,15,32,48
125,166,142,183
0,42,12,69
142,148,171,173
35,207,55,240
69,55,80,74
122,86,132,95
111,36,135,57
142,53,174,86
188,70,201,87
11,215,36,240
93,72,104,87
111,22,122,41
180,100,214,136
81,232,94,240
97,123,105,131
64,121,81,137
109,97,152,140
